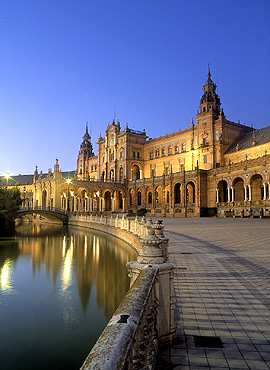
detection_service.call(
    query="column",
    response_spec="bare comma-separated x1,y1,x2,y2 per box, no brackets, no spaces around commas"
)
111,197,114,212
99,197,103,212
90,198,93,212
123,197,126,212
74,196,77,212
268,183,270,200
139,169,143,179
87,197,90,212
244,186,247,201
263,183,266,200
248,185,251,201
227,187,230,202
216,189,219,203
231,187,234,202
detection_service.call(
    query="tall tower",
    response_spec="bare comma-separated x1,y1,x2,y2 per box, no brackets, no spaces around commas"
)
195,69,224,169
76,124,94,180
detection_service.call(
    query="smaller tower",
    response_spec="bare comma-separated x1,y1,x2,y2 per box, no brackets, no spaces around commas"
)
198,67,221,117
77,124,94,180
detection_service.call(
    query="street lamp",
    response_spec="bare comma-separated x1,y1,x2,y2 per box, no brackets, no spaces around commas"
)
4,172,11,187
66,178,71,212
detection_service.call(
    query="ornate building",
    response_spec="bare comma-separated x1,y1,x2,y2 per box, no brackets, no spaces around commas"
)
7,70,270,217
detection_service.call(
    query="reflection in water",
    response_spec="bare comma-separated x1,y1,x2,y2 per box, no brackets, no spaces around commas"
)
13,223,137,316
61,236,73,291
0,223,138,370
0,258,13,292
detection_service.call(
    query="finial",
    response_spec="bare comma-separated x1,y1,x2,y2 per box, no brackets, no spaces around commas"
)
86,122,88,134
207,63,211,79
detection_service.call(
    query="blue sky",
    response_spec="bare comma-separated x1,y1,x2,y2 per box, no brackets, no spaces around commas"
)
1,0,270,176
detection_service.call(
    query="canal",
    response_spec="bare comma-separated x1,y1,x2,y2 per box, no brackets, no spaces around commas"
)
0,223,137,370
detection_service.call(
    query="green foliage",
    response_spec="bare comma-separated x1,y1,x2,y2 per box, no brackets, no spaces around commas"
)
0,184,22,236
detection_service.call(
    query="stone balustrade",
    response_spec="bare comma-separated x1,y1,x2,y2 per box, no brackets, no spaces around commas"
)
69,214,176,370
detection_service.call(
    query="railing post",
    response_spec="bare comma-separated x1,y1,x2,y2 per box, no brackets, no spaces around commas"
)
127,226,176,344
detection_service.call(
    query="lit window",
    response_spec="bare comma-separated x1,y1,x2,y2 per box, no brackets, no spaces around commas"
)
204,155,207,163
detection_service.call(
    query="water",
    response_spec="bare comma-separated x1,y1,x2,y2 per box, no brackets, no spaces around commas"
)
0,223,137,370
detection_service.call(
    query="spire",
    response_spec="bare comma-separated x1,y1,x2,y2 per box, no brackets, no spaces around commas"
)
207,63,211,80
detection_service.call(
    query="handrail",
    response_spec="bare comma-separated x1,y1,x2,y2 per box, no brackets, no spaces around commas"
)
80,267,158,370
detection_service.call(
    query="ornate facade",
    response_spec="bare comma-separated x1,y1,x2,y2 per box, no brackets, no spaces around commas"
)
8,70,270,217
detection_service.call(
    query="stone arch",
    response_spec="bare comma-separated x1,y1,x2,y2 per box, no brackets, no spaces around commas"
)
250,174,263,201
174,182,182,204
109,169,114,181
146,186,152,205
155,185,162,204
42,190,47,207
104,190,112,211
217,180,228,202
114,189,123,211
91,188,101,212
137,188,143,206
132,164,141,180
233,177,244,202
186,181,195,204
129,189,134,206
119,167,124,181
77,188,89,212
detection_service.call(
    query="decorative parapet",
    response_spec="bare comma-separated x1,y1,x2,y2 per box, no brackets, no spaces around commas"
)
70,214,176,369
80,267,158,370
69,214,149,240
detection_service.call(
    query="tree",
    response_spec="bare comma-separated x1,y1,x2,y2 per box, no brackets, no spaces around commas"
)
0,184,22,236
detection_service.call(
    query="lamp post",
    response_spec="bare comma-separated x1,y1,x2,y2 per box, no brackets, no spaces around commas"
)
66,178,71,212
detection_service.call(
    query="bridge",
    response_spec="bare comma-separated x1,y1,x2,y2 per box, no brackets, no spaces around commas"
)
14,207,69,225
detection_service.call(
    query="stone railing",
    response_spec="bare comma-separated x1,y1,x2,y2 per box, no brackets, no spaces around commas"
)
71,215,175,370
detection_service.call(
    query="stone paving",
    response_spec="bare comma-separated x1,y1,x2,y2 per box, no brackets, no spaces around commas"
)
155,217,270,370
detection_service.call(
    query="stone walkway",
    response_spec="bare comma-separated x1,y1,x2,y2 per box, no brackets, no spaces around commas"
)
155,217,270,370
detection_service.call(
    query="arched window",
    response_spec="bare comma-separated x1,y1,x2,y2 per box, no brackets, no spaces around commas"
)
150,150,154,159
174,183,181,204
148,192,152,204
168,145,172,155
137,191,142,206
175,145,179,154
182,142,186,152
162,147,166,157
133,165,140,180
155,148,160,158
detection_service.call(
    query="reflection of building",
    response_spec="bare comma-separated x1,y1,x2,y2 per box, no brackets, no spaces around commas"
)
7,70,270,217
15,227,136,317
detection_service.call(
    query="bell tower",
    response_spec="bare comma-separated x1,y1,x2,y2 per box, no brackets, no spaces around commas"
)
198,67,221,118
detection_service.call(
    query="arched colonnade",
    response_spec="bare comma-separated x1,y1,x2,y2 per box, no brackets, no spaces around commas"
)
60,186,126,213
216,173,270,204
128,180,196,208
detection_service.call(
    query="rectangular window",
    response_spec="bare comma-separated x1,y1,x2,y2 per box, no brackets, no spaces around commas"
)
204,155,207,163
216,130,219,141
203,138,207,146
